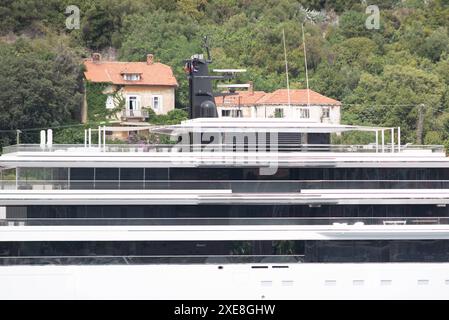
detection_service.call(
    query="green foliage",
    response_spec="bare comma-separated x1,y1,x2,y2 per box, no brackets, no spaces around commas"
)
80,0,155,50
85,81,108,122
147,109,189,125
344,65,446,142
331,132,377,145
425,131,444,145
53,125,86,144
0,38,82,147
85,81,123,122
0,0,68,35
339,11,372,38
444,139,449,155
120,9,201,109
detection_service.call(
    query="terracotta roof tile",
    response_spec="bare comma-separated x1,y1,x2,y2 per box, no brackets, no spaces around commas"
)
257,89,341,106
83,60,178,87
217,89,341,107
216,91,267,106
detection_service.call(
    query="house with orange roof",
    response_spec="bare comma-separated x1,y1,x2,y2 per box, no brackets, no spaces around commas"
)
216,83,341,124
83,53,178,126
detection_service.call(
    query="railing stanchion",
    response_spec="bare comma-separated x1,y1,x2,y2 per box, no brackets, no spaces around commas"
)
391,128,394,153
375,130,379,153
103,126,106,152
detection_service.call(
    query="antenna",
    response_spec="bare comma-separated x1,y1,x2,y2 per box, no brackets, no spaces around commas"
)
302,23,311,107
282,29,291,108
203,36,211,62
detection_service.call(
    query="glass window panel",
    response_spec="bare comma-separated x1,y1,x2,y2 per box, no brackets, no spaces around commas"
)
95,168,119,181
120,168,144,180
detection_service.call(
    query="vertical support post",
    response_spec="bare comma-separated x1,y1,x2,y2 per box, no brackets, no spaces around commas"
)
381,129,385,153
46,129,53,147
398,127,401,152
88,128,92,148
98,126,101,148
16,130,21,145
103,126,106,152
375,130,379,153
40,130,46,148
391,128,394,153
84,129,87,148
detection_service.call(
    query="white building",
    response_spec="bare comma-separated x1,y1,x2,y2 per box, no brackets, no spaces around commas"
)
216,85,341,124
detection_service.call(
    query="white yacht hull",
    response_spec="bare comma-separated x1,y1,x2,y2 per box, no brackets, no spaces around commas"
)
0,263,448,299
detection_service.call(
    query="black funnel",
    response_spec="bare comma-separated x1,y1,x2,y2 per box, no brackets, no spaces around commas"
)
184,54,218,119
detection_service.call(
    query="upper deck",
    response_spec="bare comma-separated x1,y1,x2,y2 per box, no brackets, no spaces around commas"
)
0,143,446,169
0,120,446,169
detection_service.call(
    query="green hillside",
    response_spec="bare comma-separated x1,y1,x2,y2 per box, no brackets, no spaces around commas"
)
0,0,448,146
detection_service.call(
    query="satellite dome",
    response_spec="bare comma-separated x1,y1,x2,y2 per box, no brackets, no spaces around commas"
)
200,100,218,118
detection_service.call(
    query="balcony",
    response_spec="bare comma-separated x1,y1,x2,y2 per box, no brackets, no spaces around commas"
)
121,109,148,120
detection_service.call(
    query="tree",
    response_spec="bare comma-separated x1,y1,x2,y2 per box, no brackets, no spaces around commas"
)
0,0,67,35
0,39,83,147
120,10,202,108
338,10,371,38
344,65,445,142
80,0,156,50
147,109,188,125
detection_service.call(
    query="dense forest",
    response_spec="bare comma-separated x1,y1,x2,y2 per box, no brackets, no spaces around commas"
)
0,0,448,147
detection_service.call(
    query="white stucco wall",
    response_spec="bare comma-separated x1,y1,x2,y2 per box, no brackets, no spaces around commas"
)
218,104,341,124
121,86,175,115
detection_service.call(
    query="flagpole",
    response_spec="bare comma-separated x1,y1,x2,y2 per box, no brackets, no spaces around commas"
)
282,28,291,109
302,23,310,107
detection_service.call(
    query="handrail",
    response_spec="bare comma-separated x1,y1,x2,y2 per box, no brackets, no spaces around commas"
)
0,216,446,226
121,109,149,118
2,143,444,154
4,179,449,191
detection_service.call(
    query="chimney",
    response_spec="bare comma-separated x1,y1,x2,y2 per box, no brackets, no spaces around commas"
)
147,54,154,65
92,53,101,63
248,81,254,94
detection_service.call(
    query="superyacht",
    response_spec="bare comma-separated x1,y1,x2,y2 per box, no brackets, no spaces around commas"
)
1,46,449,299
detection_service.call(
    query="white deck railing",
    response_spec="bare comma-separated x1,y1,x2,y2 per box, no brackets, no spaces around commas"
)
2,143,444,154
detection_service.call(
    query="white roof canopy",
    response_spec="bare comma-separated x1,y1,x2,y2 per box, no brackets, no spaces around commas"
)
151,118,394,134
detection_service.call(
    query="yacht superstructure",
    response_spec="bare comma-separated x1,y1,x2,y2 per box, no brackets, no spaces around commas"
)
1,46,449,299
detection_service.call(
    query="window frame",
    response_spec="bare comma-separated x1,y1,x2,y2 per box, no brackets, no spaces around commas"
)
105,95,115,110
299,108,310,119
221,110,231,117
322,107,330,119
123,73,141,81
151,95,163,112
126,95,140,111
274,108,284,118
